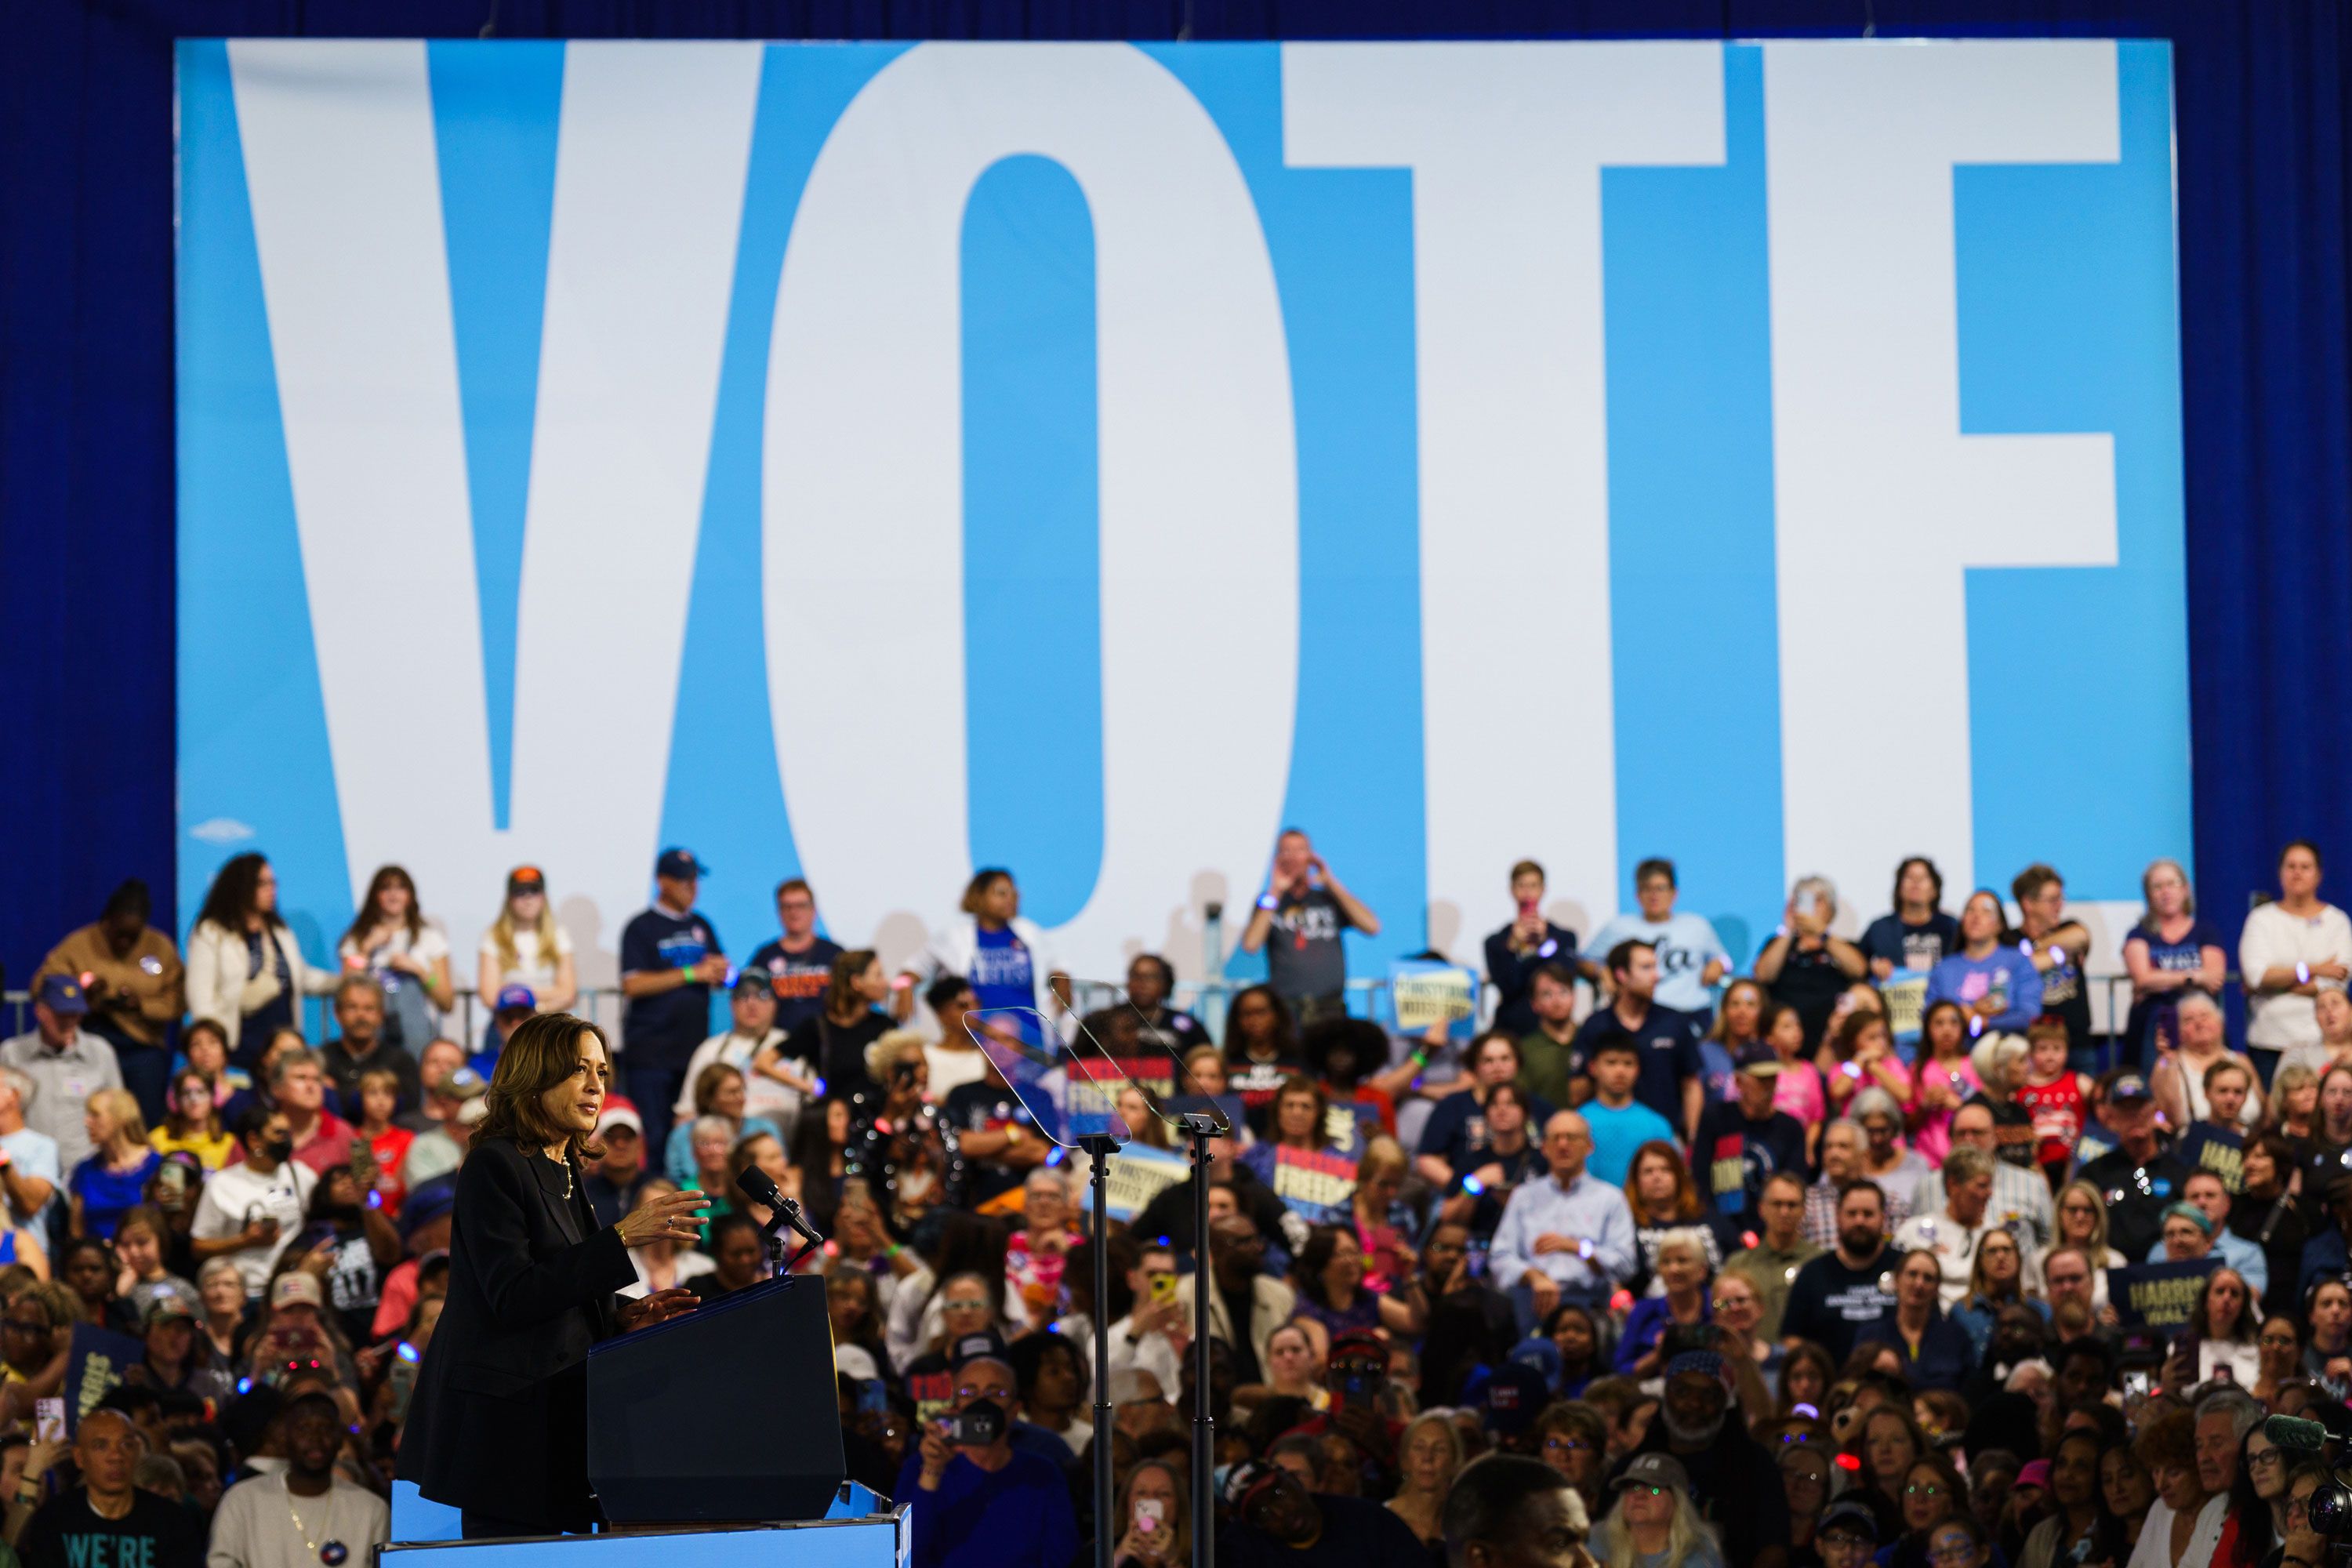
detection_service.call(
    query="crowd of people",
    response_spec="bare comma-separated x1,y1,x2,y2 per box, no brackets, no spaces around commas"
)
7,832,2352,1568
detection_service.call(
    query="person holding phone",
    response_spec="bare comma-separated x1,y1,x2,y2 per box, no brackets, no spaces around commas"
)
1243,829,1383,1025
1113,1458,1190,1568
897,1334,1078,1568
187,1106,314,1298
1485,859,1579,1036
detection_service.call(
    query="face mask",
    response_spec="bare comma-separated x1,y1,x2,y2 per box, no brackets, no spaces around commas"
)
262,1137,294,1163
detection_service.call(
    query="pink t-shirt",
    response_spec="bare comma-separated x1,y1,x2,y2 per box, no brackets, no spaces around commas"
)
1908,1058,1983,1167
1773,1062,1828,1126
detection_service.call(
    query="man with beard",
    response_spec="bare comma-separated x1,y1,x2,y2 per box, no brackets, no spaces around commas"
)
2076,1071,2190,1262
1609,1351,1788,1568
1780,1181,1902,1363
207,1392,388,1568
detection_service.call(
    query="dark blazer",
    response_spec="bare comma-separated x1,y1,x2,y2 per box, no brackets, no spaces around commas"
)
394,1138,635,1530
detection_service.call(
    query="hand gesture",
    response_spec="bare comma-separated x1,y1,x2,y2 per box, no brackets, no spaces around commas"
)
616,1186,710,1249
692,955,730,984
617,1287,699,1332
23,1438,67,1482
917,1424,953,1484
1527,1272,1560,1318
1530,1232,1579,1257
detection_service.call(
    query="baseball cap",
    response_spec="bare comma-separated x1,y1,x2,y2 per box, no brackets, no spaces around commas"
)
456,1098,489,1127
434,1067,487,1102
1508,1336,1563,1394
1219,1460,1284,1515
1817,1501,1882,1544
270,1272,325,1312
142,1291,197,1329
1612,1452,1693,1495
2110,1073,2154,1104
494,985,537,1014
506,866,546,895
1665,1349,1736,1394
2016,1459,2053,1491
655,848,708,880
401,1179,457,1241
597,1101,644,1138
1482,1360,1550,1435
2163,1200,2215,1236
34,975,87,1016
732,969,774,999
950,1329,1011,1374
1733,1040,1784,1077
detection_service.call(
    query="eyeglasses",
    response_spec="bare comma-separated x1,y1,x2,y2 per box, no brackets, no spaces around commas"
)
2250,1449,2286,1468
2261,1334,2300,1348
1542,1438,1591,1454
1928,1546,1979,1566
2,1320,46,1334
1906,1483,1944,1497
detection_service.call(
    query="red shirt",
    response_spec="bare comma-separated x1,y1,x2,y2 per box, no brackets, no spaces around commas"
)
2017,1073,2087,1169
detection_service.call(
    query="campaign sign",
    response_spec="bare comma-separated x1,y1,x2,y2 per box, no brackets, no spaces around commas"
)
2176,1123,2245,1194
1391,960,1478,1038
1102,1144,1192,1222
2110,1257,2220,1330
66,1323,150,1434
1272,1145,1359,1225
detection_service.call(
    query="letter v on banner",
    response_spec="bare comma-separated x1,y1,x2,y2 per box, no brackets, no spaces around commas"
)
228,39,761,950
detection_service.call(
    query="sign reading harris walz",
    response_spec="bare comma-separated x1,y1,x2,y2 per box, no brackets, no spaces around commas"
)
2109,1257,2220,1330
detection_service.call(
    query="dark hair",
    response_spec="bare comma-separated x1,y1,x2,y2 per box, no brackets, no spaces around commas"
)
826,949,880,1020
708,1213,763,1251
233,1102,282,1147
1007,1329,1089,1405
1530,960,1577,993
1128,953,1175,991
1891,857,1944,913
2283,840,2325,873
773,877,813,904
1223,984,1297,1063
2132,1407,2197,1472
1776,1341,1838,1417
1293,1226,1359,1310
2223,1422,2278,1567
2012,863,2063,907
102,880,152,924
1633,858,1677,891
1828,1008,1890,1062
1584,1031,1640,1062
1440,1454,1572,1568
922,971,971,1018
1605,938,1654,979
195,854,279,934
960,869,1014,917
477,1013,609,1161
340,865,423,951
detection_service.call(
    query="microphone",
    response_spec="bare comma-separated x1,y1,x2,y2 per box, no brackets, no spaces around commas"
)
735,1167,824,1248
2266,1414,2332,1453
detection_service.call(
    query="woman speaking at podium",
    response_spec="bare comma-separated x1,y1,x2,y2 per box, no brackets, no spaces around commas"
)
397,1014,710,1538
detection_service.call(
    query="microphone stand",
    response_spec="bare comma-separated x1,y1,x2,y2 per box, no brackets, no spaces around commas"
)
1177,1112,1220,1568
760,1196,824,1283
1076,1133,1121,1568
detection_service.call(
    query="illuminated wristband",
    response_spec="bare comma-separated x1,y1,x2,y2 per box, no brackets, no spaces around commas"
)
2300,963,2313,985
1577,1239,1594,1260
1258,893,1279,912
1410,1050,1430,1068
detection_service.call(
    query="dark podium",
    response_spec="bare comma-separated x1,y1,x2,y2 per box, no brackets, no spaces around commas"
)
585,1275,846,1524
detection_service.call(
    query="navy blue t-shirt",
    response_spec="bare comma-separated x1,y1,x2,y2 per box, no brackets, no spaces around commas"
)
745,935,844,1033
619,907,724,1069
2122,917,2225,1051
1570,1004,1704,1131
1860,912,1962,975
1414,1088,1556,1166
1692,1100,1808,1222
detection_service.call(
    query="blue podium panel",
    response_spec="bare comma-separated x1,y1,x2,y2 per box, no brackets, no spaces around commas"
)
379,1508,906,1568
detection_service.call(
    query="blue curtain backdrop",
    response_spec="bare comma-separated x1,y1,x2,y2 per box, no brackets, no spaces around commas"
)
2,0,2346,985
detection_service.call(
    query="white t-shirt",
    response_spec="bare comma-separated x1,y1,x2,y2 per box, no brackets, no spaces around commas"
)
924,1041,989,1100
477,921,575,999
2239,901,2352,1051
191,1160,318,1298
2125,1492,2226,1568
1584,911,1729,1014
339,920,451,970
677,1029,797,1124
209,1472,390,1568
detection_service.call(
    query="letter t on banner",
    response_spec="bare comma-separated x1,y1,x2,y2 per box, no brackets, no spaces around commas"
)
1282,43,1727,945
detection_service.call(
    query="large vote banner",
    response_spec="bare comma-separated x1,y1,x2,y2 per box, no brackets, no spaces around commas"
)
176,39,2187,993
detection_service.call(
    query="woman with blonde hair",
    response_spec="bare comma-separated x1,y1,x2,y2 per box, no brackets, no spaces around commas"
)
2048,1178,2129,1312
475,866,576,1018
1386,1410,1464,1547
71,1089,161,1241
1590,1453,1726,1568
2121,858,2226,1061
